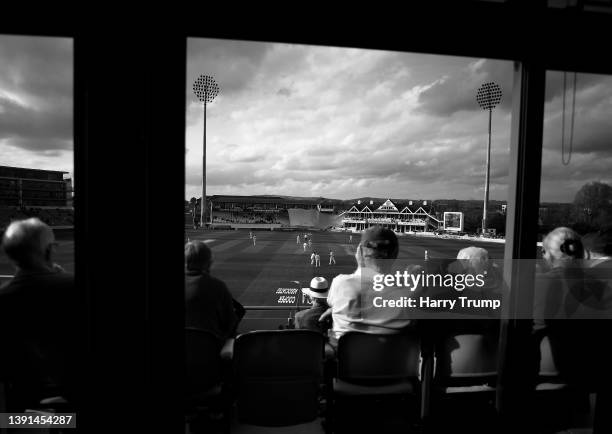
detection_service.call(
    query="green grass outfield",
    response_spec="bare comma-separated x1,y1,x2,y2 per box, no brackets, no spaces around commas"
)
1,228,505,330
184,229,505,331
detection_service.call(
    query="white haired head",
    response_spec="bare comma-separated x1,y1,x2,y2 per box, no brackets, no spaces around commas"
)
456,246,490,274
542,227,583,268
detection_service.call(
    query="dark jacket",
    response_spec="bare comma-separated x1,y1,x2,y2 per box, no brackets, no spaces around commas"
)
0,270,77,407
534,263,612,389
294,304,331,334
185,270,239,341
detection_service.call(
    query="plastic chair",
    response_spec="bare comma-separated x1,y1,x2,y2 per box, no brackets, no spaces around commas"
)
434,333,498,393
331,332,421,433
430,333,499,432
232,329,325,427
334,332,421,395
536,334,567,391
184,328,229,434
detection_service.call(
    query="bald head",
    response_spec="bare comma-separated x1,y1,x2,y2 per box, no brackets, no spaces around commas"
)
2,218,56,270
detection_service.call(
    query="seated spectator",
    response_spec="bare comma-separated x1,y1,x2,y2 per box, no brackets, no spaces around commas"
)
295,277,332,334
533,227,611,390
583,226,612,267
448,246,503,292
185,241,243,342
433,246,503,336
0,218,76,410
534,227,585,326
322,226,415,347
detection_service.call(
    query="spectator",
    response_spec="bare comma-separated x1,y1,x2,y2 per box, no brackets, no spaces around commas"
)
448,246,503,292
0,218,76,410
295,277,332,334
185,240,243,342
583,226,612,266
533,227,610,390
434,246,503,336
534,227,585,327
322,226,414,347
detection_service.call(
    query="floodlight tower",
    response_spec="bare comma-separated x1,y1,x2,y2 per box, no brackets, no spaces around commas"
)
193,75,220,227
476,82,502,236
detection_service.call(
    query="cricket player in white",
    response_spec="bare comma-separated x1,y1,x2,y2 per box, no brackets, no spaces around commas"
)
329,250,336,265
252,235,256,246
310,252,316,266
349,234,353,243
303,242,308,252
297,234,300,244
315,252,321,267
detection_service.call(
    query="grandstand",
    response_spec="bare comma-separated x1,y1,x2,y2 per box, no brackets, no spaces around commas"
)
202,195,343,230
0,165,74,230
189,195,446,232
341,198,442,232
0,207,74,230
0,165,73,208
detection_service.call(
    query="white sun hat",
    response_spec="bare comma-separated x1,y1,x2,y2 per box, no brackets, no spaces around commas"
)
302,276,329,299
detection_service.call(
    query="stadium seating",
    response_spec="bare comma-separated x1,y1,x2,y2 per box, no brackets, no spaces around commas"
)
329,332,421,432
232,330,325,427
333,332,421,395
212,210,282,224
430,332,499,432
532,332,578,432
185,328,230,434
0,207,74,229
433,333,498,392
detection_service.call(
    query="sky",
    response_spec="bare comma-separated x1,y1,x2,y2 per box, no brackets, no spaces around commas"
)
0,35,73,181
1,35,611,204
186,38,612,203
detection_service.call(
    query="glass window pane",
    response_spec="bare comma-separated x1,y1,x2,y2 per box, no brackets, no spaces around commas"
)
0,35,74,410
186,38,512,333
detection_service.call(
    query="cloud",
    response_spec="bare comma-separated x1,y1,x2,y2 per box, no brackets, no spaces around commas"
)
417,59,513,117
0,35,73,170
277,87,292,97
0,36,72,106
187,38,272,98
0,96,72,151
185,40,612,204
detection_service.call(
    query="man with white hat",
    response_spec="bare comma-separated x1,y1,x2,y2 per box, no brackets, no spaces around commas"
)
294,277,332,334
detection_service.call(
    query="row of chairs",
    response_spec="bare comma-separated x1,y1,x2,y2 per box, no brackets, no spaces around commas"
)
185,327,570,434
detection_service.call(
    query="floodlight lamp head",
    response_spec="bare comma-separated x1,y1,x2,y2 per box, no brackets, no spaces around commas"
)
193,74,220,104
476,82,502,110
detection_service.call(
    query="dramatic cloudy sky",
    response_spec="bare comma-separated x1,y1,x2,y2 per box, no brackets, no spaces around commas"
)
2,36,610,204
0,35,73,180
186,38,612,203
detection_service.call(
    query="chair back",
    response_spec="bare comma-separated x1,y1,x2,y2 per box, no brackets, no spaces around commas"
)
185,328,222,393
233,330,325,426
337,332,421,384
435,333,498,385
538,334,560,378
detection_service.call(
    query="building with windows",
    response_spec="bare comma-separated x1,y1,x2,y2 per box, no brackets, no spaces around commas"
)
0,165,73,208
341,198,442,232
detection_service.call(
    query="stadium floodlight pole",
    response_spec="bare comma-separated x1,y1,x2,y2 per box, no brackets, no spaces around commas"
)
476,82,502,236
193,74,220,228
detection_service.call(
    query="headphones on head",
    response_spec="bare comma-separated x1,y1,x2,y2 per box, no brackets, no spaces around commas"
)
559,239,582,258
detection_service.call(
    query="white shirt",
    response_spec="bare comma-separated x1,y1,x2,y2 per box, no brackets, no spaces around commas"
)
326,267,414,342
